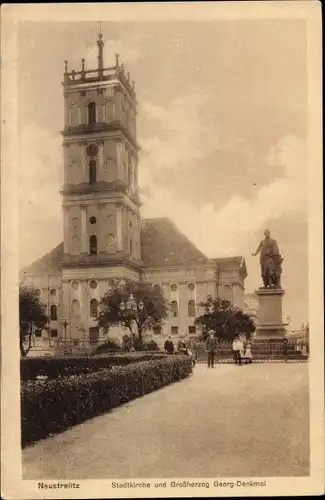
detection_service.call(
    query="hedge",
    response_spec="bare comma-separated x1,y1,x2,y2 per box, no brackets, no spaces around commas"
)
21,355,192,446
21,353,168,381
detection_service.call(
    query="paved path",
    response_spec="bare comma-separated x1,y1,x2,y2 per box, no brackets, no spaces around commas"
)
22,363,309,479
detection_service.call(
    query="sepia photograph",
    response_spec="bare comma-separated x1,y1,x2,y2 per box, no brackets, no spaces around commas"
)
1,2,323,498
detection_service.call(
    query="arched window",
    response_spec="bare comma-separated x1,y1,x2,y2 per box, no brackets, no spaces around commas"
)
89,160,97,184
50,305,57,321
171,300,178,318
88,101,96,125
90,299,98,318
89,235,97,255
188,300,196,317
71,299,80,319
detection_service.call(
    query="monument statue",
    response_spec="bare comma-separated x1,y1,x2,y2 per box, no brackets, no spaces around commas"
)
252,229,283,288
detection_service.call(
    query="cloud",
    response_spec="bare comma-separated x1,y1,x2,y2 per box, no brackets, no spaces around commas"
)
18,123,62,268
141,128,307,258
139,90,217,189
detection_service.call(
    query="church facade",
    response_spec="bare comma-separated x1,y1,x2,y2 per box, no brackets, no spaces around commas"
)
20,34,248,346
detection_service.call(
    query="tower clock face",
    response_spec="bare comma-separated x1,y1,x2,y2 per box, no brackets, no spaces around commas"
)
86,144,98,157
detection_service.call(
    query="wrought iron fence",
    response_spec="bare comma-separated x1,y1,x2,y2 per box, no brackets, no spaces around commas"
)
195,338,309,363
27,337,108,354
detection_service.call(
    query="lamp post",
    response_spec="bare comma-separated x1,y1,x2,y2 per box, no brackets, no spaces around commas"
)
119,294,145,346
59,319,69,354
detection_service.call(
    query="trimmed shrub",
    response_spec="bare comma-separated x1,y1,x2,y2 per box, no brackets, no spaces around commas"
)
20,353,168,381
134,339,160,352
92,339,122,355
20,356,110,381
21,355,192,446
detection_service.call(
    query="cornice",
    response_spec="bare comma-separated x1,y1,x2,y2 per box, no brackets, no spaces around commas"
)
61,122,140,151
61,181,128,197
60,254,145,272
62,78,138,109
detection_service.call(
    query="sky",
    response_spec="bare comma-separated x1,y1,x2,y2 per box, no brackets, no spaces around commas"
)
17,20,308,328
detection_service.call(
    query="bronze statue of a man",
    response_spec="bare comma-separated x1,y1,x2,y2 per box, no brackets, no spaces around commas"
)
252,229,283,288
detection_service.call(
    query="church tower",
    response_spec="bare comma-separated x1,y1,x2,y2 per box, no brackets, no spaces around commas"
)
60,31,142,341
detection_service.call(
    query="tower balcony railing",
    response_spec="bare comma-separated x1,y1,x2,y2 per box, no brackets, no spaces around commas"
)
63,65,136,98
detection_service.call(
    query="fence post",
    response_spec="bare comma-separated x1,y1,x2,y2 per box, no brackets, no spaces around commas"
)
283,338,288,362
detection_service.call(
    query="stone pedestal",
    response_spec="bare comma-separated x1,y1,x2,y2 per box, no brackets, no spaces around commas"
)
255,287,285,338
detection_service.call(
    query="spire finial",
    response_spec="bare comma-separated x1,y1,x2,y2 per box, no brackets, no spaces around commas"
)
64,60,68,73
81,58,85,78
115,53,119,67
97,21,104,75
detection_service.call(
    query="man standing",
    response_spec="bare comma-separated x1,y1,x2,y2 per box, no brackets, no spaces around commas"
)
205,330,218,368
164,335,174,354
232,335,241,365
177,335,188,355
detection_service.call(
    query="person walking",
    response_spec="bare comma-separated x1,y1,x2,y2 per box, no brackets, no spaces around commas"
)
232,336,241,365
205,330,217,368
164,335,174,354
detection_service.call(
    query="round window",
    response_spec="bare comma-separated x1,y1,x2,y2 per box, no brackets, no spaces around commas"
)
90,280,98,289
188,283,195,291
86,144,98,157
50,288,56,296
89,216,97,225
71,281,79,290
170,284,177,292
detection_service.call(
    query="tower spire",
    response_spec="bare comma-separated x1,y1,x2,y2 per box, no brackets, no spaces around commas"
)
97,22,104,76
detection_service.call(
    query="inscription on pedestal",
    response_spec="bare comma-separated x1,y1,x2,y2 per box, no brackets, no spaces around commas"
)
255,287,285,339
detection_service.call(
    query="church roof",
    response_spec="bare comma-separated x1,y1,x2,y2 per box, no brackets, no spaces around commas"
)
212,256,244,269
213,256,247,278
21,217,213,275
21,242,64,276
141,218,213,268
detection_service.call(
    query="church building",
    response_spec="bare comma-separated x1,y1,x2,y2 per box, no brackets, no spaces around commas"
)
20,33,248,346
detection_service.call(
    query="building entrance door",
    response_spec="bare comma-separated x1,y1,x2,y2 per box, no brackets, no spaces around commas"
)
89,327,99,345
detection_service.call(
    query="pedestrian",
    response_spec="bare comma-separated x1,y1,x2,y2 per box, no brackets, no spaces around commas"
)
238,334,245,363
190,337,199,367
177,335,188,355
164,335,174,354
205,330,217,368
244,339,253,364
232,336,241,365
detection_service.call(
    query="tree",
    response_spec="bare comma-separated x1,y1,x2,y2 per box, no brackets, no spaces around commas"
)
19,285,48,357
98,280,169,342
195,295,255,341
